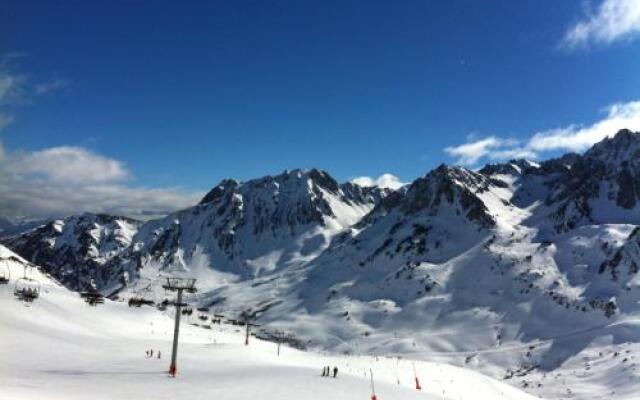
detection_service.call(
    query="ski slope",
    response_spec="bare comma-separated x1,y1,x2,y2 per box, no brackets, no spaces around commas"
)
0,246,537,400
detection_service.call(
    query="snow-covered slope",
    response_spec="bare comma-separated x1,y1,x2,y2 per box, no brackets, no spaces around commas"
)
4,130,640,399
0,243,62,287
193,130,640,399
0,245,536,400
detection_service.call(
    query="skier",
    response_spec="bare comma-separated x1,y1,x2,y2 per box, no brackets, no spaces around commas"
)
333,366,338,378
321,366,326,377
145,350,149,358
150,349,154,358
157,350,161,359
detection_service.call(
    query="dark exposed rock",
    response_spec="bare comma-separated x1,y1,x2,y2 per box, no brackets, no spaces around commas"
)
400,165,495,228
1,213,141,292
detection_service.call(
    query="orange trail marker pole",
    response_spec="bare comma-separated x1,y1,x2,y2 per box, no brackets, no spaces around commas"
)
369,368,377,400
413,362,422,391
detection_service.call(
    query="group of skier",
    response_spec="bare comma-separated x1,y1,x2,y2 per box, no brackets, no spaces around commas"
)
145,349,161,359
321,366,338,378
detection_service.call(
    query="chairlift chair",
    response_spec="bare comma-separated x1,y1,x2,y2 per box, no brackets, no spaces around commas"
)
80,279,105,306
128,278,156,307
81,291,105,306
156,298,169,311
14,278,41,302
128,296,155,307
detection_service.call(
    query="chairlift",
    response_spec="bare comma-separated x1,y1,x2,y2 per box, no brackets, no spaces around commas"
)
128,278,155,307
0,261,10,284
14,277,41,302
81,291,105,306
80,279,105,306
156,298,169,311
210,313,223,324
128,297,155,307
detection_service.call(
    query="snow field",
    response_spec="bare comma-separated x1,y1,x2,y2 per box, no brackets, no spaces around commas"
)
0,248,538,400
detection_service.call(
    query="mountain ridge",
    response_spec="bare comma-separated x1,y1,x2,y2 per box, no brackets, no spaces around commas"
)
3,129,640,400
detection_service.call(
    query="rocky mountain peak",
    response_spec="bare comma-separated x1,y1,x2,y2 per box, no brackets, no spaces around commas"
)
480,159,540,177
394,165,495,228
200,169,341,206
199,179,240,205
585,129,640,163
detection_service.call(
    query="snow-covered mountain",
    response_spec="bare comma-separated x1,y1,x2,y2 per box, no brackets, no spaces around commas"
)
2,214,141,291
3,130,640,399
484,128,640,233
126,168,389,282
2,169,389,291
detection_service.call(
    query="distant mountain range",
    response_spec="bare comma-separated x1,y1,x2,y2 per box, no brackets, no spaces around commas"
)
0,217,50,237
3,129,640,399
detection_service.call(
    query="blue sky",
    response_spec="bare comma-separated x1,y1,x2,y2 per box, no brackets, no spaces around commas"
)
1,0,640,219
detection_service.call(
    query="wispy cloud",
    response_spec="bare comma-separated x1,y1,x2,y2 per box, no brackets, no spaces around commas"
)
351,173,405,190
0,62,26,107
0,143,204,221
444,100,640,166
0,114,14,130
0,53,69,131
0,63,25,131
444,137,522,166
562,0,640,48
34,77,69,95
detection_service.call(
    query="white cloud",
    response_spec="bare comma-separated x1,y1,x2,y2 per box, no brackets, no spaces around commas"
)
0,69,25,105
0,143,204,221
13,146,131,184
444,99,640,166
34,78,69,95
0,60,26,131
527,101,640,152
562,0,640,48
444,137,518,166
0,113,13,130
351,173,405,190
